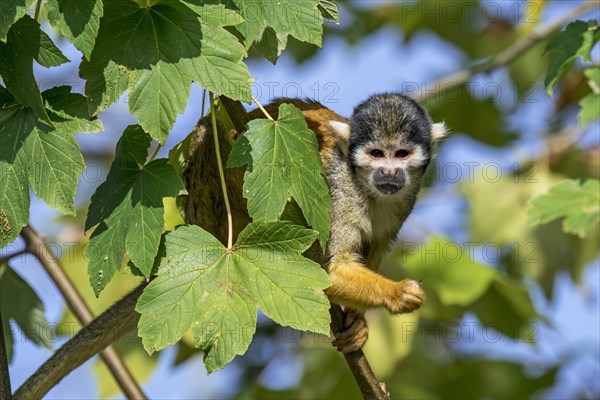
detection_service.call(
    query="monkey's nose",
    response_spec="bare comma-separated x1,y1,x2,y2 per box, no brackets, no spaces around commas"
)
378,167,400,177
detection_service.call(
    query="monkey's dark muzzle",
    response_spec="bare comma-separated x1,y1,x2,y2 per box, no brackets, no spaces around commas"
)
374,180,403,195
374,171,405,195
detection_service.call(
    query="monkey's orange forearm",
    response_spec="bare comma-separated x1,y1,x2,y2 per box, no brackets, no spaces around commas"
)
325,253,424,313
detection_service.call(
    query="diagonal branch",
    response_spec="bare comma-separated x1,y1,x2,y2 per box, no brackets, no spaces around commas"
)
13,282,147,400
330,306,390,400
17,226,146,400
413,0,599,102
0,308,12,400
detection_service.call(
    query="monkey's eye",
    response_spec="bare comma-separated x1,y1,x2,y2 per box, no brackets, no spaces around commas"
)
370,149,385,158
395,149,411,158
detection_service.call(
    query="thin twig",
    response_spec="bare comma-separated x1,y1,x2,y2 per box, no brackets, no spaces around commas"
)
330,306,390,400
414,0,599,102
149,144,162,162
0,308,12,400
209,94,234,250
19,226,147,400
252,95,275,121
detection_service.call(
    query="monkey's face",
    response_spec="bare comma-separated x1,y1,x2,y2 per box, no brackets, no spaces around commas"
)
346,93,440,198
351,141,429,197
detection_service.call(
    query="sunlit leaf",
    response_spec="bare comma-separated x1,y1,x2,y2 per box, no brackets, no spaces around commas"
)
529,178,600,238
228,103,331,249
46,0,103,59
136,221,330,372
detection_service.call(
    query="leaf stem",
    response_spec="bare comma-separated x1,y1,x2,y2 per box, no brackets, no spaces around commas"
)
149,143,162,162
201,89,207,117
34,0,42,21
252,95,274,121
210,93,234,250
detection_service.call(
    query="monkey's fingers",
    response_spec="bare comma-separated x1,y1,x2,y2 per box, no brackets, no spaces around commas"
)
333,326,368,353
332,311,369,353
343,309,359,329
335,318,363,340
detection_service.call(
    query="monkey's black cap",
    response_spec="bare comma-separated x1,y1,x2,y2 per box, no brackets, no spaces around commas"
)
348,92,433,155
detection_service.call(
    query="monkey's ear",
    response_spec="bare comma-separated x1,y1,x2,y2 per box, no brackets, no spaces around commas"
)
329,120,351,155
329,120,351,142
431,122,447,142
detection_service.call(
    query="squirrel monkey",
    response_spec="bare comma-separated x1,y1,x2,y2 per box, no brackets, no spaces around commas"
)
14,94,445,398
184,93,446,353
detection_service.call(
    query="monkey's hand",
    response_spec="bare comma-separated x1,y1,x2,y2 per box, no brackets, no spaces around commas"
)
332,309,369,353
384,279,425,314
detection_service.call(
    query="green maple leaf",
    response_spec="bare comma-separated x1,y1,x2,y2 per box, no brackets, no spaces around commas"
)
79,0,252,143
544,20,600,96
0,0,36,41
85,125,186,295
318,0,340,24
0,86,102,247
0,263,53,363
579,67,600,127
0,16,69,126
230,0,323,62
529,179,600,238
136,221,330,372
46,0,103,59
228,103,331,249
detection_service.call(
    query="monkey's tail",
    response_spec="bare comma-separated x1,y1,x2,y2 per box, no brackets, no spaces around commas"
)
182,118,250,245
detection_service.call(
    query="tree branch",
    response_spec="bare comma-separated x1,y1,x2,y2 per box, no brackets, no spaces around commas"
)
0,308,13,400
13,282,147,400
414,0,599,102
17,226,146,400
330,306,390,400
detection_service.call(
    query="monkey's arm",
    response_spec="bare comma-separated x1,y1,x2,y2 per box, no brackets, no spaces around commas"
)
326,250,423,314
13,283,147,400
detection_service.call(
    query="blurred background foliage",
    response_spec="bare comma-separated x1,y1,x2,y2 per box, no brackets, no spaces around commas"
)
2,0,599,399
